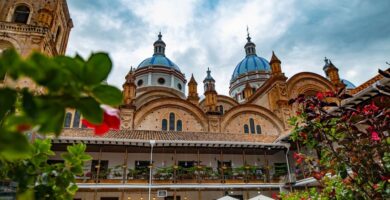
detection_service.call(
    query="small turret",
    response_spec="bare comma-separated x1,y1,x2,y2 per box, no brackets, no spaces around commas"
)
187,74,200,105
153,32,166,56
323,57,344,89
203,68,218,113
243,82,253,101
122,67,137,107
270,51,283,77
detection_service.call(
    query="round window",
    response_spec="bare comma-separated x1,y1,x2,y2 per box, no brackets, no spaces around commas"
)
137,79,143,86
158,78,165,85
177,83,182,90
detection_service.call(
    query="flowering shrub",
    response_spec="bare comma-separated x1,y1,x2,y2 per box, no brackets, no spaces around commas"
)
287,87,389,199
0,49,122,199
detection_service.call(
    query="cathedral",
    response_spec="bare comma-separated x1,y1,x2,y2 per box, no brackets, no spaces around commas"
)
0,1,387,200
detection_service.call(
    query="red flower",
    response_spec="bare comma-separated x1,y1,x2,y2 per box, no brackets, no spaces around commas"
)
312,171,325,180
299,132,308,140
316,92,325,100
17,124,31,132
373,184,379,190
362,102,379,115
82,105,120,136
293,152,305,164
324,91,335,97
371,131,380,141
367,126,381,141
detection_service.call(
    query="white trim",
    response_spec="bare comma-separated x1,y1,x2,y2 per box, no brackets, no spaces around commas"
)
77,183,285,189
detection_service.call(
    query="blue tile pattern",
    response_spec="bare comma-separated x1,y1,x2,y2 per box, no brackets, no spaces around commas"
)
232,55,271,80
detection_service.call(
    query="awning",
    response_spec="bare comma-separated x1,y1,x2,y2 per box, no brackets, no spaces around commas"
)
217,196,239,200
249,194,274,200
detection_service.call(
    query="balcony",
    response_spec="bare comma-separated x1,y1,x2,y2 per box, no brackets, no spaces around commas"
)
0,21,49,35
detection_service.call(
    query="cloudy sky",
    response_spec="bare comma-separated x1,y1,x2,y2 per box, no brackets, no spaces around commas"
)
66,0,390,95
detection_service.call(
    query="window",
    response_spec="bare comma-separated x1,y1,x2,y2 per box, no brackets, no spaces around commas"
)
137,79,143,86
162,119,167,131
13,5,30,24
64,112,72,127
55,26,62,44
176,120,182,131
249,118,255,134
177,83,182,90
219,105,224,114
158,77,165,85
244,124,249,134
256,125,261,134
73,110,80,128
169,113,175,131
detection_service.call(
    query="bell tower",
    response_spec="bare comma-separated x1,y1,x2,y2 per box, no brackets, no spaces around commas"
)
0,0,73,57
203,68,218,113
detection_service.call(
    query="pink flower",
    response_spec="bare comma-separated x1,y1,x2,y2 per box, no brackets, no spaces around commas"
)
362,102,379,115
82,105,120,136
371,131,380,141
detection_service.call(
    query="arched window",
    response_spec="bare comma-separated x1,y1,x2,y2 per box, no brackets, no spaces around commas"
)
73,110,80,128
249,118,255,134
162,119,167,131
13,5,30,24
64,112,72,128
169,113,175,131
176,120,182,131
244,124,249,134
219,105,224,114
55,26,62,44
256,125,261,134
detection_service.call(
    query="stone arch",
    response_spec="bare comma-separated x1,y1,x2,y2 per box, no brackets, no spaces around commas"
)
0,38,21,53
134,97,208,131
221,104,285,135
135,88,184,108
287,72,334,98
7,1,34,24
199,95,238,113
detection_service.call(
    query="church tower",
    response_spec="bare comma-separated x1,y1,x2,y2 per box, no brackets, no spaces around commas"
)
187,74,200,105
203,68,218,113
323,57,345,89
0,0,73,57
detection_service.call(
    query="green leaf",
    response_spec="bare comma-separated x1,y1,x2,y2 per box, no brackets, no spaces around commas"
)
66,183,79,195
92,85,122,106
84,53,112,85
0,129,31,160
0,88,16,119
0,49,20,80
76,97,103,124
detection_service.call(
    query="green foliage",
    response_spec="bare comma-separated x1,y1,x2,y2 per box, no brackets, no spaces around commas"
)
0,49,121,199
0,139,91,200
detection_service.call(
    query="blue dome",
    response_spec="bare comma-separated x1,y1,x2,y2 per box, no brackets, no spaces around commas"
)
232,55,271,80
342,79,356,89
137,54,181,72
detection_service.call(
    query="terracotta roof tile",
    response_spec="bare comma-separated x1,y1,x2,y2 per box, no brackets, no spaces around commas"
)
59,129,279,143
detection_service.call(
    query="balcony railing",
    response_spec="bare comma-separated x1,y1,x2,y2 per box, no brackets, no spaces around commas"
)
0,21,49,35
76,166,288,185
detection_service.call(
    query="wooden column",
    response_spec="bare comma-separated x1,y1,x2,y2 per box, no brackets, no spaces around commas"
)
243,149,247,183
173,148,177,183
94,147,102,200
220,149,224,183
123,147,128,183
197,148,200,183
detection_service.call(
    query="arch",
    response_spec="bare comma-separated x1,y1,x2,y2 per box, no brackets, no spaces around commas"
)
244,124,249,134
221,104,285,134
72,110,80,128
55,26,62,45
135,88,183,108
177,120,182,131
162,119,167,131
256,125,261,134
64,112,72,128
249,118,255,134
0,38,20,54
169,112,175,131
287,72,334,98
134,97,208,130
199,95,239,113
12,4,30,24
